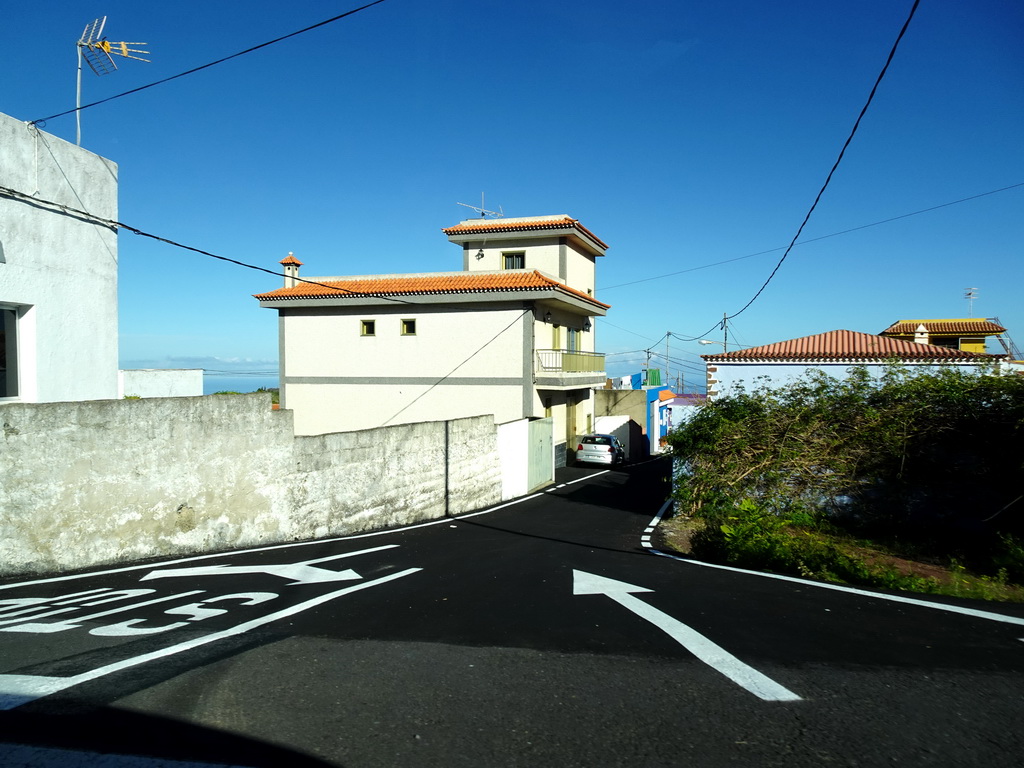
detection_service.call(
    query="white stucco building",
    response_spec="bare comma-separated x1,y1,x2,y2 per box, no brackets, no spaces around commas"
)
702,329,998,399
0,111,119,403
255,215,610,462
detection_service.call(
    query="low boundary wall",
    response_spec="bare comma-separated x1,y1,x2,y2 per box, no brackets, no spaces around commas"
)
0,395,501,577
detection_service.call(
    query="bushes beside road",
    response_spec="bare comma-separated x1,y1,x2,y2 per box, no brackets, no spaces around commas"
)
666,365,1024,600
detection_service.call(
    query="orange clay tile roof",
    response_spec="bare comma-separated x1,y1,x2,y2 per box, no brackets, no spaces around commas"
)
880,319,1005,335
253,270,611,308
279,254,303,266
701,330,993,362
442,215,609,250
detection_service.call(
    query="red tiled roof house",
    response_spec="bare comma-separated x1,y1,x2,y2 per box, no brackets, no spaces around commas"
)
701,329,998,399
255,216,609,463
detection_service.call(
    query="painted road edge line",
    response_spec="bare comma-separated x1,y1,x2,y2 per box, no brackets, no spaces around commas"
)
642,500,1024,627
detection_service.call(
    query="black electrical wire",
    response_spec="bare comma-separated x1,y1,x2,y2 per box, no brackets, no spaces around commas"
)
2,181,600,316
30,0,389,126
0,180,425,304
599,182,1023,292
725,0,922,322
381,309,532,427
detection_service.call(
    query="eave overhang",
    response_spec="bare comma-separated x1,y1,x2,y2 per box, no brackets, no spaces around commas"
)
258,287,608,316
443,217,608,258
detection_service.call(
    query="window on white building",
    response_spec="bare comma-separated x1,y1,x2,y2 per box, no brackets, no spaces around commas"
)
360,320,376,336
401,319,417,336
503,252,525,270
1,306,18,398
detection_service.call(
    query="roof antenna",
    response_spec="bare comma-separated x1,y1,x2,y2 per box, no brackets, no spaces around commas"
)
76,16,150,145
964,287,978,318
456,192,504,218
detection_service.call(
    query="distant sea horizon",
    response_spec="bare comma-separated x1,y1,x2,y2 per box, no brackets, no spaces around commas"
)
203,375,279,396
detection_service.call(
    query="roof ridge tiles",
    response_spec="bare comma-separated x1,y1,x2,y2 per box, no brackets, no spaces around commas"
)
253,269,610,308
701,329,993,362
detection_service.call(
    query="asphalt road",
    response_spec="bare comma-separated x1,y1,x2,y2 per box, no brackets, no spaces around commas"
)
2,458,1023,767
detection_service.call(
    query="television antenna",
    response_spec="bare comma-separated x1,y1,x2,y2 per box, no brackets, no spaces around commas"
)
964,287,978,317
76,16,150,145
456,193,504,218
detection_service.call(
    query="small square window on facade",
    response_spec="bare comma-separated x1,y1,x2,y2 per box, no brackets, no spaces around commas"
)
503,252,525,270
360,320,376,336
401,319,417,336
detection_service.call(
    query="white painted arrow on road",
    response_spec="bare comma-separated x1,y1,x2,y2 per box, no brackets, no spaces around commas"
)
573,570,802,702
140,545,399,586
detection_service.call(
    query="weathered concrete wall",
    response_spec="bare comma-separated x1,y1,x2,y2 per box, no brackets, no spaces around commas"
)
0,395,501,577
595,389,647,431
118,369,204,398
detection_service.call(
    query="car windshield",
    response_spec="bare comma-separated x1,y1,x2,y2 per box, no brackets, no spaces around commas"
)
583,436,610,445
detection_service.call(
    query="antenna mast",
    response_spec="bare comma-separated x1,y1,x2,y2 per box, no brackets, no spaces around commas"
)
964,287,978,318
76,16,150,145
456,193,504,218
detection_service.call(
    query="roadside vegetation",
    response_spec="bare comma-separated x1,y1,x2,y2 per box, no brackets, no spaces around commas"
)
212,387,280,404
664,365,1024,601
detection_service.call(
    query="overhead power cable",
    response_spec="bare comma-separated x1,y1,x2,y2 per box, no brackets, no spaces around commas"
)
0,181,430,305
599,182,1024,292
30,0,389,126
1,181,582,317
723,0,921,323
381,309,532,427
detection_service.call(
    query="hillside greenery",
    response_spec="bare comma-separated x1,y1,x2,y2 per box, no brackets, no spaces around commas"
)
666,365,1024,600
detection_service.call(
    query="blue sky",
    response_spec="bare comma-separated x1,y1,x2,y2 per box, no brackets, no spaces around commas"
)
4,0,1022,393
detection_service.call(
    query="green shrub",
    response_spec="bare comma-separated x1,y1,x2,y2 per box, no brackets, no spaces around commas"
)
669,364,1024,589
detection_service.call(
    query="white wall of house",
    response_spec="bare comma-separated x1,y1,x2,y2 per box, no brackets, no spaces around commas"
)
595,414,632,454
708,360,988,398
280,304,532,434
0,112,119,403
118,368,204,398
466,237,561,275
287,381,525,435
284,304,529,380
497,418,534,500
463,236,597,296
564,242,597,296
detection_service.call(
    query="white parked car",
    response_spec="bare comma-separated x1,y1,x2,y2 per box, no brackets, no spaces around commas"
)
575,434,626,466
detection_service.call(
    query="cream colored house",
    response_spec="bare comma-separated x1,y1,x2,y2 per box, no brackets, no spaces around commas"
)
255,215,610,464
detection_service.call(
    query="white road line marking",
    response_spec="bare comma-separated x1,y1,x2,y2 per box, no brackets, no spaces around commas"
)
140,547,398,584
0,568,422,711
643,500,1024,627
573,570,801,702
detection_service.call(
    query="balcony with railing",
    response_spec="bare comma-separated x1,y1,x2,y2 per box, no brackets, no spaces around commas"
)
534,349,606,389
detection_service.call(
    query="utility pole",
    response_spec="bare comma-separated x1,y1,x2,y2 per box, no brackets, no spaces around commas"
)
722,312,728,352
666,332,670,389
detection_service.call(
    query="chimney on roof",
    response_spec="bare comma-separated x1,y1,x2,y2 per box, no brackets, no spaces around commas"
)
280,252,303,288
914,323,929,345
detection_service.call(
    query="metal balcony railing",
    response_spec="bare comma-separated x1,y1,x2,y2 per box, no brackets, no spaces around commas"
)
536,349,605,374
